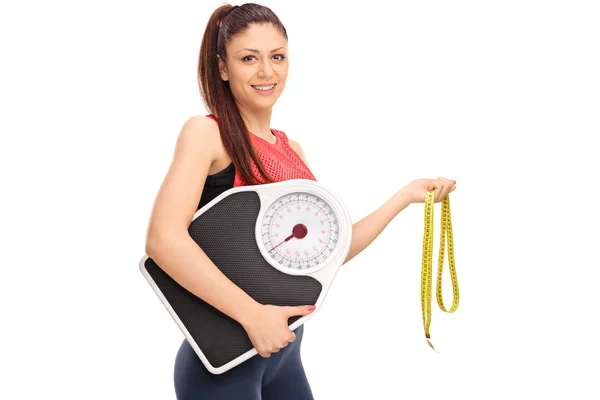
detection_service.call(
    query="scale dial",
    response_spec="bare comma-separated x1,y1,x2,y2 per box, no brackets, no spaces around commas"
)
260,191,340,274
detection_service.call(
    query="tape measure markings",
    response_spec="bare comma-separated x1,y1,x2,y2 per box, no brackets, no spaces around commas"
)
421,190,459,351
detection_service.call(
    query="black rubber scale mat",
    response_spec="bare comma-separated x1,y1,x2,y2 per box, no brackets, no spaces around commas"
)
141,191,323,373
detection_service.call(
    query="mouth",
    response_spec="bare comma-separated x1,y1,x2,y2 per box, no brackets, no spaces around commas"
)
251,83,277,94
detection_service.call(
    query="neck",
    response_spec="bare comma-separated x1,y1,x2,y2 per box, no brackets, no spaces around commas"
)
236,103,275,141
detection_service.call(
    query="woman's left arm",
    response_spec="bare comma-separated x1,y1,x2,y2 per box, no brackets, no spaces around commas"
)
289,139,412,265
342,189,411,264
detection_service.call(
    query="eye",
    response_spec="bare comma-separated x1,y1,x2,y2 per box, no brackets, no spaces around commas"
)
273,54,286,61
242,55,256,62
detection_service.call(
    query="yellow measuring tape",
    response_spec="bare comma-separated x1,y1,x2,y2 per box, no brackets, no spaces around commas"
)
421,190,459,351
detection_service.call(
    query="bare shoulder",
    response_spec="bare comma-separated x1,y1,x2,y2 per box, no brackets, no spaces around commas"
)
287,137,310,167
176,115,221,156
145,115,223,244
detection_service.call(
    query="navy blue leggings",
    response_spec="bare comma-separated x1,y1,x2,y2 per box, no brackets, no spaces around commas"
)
174,325,313,399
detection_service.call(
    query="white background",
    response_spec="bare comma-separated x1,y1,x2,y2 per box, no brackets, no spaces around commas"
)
1,0,599,399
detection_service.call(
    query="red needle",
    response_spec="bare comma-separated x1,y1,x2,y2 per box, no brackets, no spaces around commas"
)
269,223,308,252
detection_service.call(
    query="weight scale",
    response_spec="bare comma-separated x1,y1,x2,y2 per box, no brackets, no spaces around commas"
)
139,178,352,374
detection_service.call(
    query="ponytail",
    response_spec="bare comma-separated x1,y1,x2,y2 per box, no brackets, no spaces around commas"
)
198,4,280,185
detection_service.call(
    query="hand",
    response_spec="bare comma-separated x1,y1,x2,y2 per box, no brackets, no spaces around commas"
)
240,304,316,358
401,177,457,204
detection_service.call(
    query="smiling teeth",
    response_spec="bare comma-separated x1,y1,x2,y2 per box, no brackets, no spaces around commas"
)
253,84,275,91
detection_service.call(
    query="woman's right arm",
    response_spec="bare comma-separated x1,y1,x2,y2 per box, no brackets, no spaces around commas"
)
144,116,315,357
144,115,259,326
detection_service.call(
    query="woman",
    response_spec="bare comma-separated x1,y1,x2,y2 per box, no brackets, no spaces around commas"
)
144,3,457,399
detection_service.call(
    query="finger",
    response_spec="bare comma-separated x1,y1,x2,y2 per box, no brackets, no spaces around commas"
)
438,177,453,187
445,179,456,197
286,305,316,317
426,179,436,190
256,343,269,358
449,181,456,195
437,177,453,200
432,179,445,202
439,177,456,187
436,179,454,201
259,350,271,358
289,331,297,342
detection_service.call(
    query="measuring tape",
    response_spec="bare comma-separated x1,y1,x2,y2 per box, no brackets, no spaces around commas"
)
421,189,459,351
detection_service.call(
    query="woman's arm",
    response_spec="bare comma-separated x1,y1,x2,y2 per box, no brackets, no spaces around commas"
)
145,116,260,326
343,189,411,264
288,139,412,265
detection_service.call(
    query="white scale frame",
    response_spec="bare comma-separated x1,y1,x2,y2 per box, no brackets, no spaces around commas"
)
139,178,352,374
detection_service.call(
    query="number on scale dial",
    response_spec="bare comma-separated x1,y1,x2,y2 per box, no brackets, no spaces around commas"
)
261,192,340,272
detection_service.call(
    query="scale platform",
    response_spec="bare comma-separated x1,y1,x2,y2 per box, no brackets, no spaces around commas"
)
139,179,352,374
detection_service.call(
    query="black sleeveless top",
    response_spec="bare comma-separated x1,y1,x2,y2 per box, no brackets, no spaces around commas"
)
197,163,235,210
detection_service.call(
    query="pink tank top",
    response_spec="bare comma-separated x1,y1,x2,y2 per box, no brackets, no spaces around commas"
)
206,114,317,187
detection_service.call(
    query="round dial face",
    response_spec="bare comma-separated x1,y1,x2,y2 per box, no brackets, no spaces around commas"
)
260,192,340,272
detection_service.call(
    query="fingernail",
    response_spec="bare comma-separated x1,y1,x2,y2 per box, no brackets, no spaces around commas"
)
307,305,316,311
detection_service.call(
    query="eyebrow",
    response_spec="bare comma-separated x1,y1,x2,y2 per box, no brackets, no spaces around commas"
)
235,46,287,53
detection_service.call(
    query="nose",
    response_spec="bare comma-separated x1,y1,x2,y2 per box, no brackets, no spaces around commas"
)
257,59,275,78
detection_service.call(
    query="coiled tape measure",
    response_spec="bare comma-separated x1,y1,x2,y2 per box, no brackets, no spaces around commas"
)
421,190,459,351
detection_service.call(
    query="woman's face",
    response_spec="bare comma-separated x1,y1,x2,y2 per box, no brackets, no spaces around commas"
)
219,23,289,113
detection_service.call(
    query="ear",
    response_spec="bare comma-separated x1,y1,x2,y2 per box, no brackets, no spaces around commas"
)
217,54,229,81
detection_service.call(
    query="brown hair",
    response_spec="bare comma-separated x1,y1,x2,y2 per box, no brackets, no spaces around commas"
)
198,3,288,185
